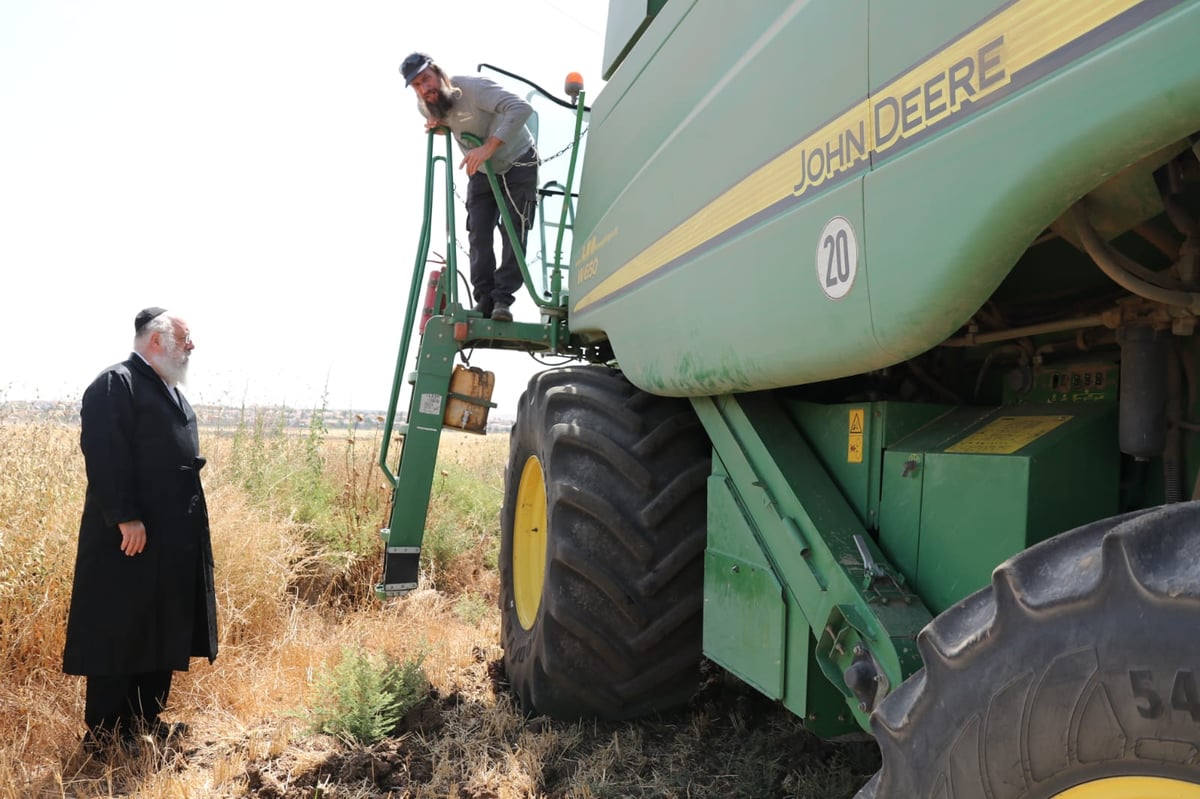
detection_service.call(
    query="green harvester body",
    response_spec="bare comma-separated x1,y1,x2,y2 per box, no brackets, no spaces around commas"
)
379,0,1200,740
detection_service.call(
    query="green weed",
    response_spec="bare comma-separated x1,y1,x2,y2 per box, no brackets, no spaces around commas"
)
453,592,491,626
423,464,501,579
302,645,429,746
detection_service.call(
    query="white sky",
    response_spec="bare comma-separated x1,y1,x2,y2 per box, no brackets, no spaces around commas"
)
0,1,610,415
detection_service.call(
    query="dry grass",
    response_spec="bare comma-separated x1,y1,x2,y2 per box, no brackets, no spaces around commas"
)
0,410,875,798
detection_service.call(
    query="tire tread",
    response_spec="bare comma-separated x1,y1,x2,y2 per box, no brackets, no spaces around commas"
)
862,503,1200,798
501,366,709,720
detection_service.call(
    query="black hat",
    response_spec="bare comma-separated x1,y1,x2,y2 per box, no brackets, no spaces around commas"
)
400,52,433,87
134,307,166,333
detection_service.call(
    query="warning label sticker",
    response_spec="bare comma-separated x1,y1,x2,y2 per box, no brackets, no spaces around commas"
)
847,408,864,463
419,393,443,416
946,415,1072,455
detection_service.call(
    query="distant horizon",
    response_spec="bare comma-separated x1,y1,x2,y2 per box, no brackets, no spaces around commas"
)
0,397,517,423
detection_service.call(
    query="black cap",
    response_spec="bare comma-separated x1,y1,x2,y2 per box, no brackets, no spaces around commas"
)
400,52,432,87
134,307,166,333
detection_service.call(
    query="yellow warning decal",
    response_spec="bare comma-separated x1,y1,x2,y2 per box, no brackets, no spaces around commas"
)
946,415,1072,455
848,408,865,463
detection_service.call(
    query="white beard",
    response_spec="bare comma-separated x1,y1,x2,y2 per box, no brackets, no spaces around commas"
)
152,337,190,387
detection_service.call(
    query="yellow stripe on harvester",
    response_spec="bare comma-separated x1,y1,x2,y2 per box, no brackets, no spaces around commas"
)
573,0,1148,314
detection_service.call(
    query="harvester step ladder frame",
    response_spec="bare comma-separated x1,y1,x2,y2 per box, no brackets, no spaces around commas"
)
376,92,589,598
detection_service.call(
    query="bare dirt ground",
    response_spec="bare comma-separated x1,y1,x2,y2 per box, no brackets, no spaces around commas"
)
235,658,878,799
37,648,877,798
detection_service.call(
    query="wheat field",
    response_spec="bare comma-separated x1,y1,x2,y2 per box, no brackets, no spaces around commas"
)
0,407,874,798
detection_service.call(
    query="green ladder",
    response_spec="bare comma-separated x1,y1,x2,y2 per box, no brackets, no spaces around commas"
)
375,85,589,597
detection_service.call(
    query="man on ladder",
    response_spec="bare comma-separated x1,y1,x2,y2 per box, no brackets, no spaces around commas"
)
400,52,538,323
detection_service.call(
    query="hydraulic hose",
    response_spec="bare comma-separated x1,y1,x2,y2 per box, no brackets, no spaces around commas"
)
1069,203,1200,312
942,313,1110,347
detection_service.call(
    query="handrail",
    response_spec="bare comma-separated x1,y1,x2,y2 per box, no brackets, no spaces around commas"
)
379,133,456,487
379,92,589,483
551,90,586,306
461,131,557,311
476,63,591,113
462,88,587,312
538,180,576,291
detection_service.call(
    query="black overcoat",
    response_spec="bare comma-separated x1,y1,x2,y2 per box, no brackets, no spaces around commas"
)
62,354,218,676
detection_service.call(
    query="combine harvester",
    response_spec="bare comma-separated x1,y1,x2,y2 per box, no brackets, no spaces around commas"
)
377,1,1200,795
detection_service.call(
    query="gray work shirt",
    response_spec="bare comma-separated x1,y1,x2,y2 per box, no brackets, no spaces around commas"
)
422,75,535,175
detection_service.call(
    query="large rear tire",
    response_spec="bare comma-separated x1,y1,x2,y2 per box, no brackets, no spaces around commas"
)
499,366,710,719
857,502,1200,798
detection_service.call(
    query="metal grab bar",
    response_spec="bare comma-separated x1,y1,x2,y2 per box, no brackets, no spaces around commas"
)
379,133,458,487
378,91,588,483
460,131,557,312
538,180,577,293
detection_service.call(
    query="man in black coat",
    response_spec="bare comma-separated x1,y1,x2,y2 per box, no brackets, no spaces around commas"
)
63,307,218,751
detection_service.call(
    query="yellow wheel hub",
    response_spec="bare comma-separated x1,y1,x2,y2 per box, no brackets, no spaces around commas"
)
512,455,548,630
1054,777,1200,798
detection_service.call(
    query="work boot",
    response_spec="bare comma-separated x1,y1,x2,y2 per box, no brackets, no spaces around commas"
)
82,729,113,756
472,299,493,317
82,728,142,759
151,721,190,743
118,731,144,758
491,302,513,323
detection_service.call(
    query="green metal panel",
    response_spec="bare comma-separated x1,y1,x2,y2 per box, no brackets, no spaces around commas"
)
694,393,932,733
703,475,786,699
867,0,1004,93
577,179,869,396
783,401,952,530
704,461,866,737
568,0,1200,397
601,0,670,80
876,406,996,587
862,2,1200,366
778,402,876,530
879,404,1119,613
583,0,697,194
917,453,1036,612
570,0,870,395
877,449,923,586
379,317,461,593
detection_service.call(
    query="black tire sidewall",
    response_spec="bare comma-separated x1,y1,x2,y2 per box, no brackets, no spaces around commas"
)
868,505,1200,797
497,365,709,720
498,383,545,709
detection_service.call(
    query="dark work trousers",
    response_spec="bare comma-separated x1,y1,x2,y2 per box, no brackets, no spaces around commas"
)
85,670,173,737
465,148,538,308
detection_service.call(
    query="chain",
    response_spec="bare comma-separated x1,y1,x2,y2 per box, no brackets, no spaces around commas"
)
443,127,588,260
450,128,588,199
511,127,588,168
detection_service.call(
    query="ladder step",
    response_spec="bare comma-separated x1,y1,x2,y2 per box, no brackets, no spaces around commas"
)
381,545,421,595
